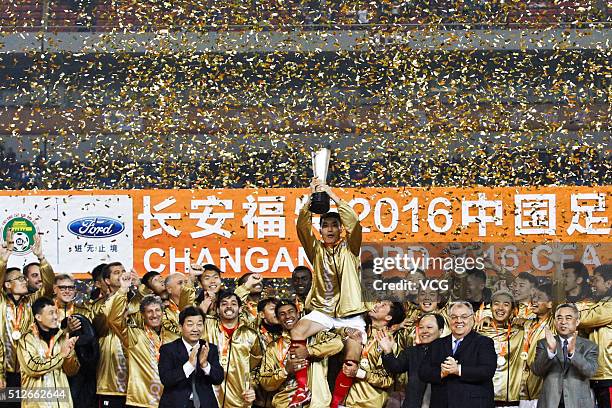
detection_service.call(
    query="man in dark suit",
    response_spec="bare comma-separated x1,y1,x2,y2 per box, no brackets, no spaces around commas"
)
419,300,497,408
531,303,598,408
159,306,224,408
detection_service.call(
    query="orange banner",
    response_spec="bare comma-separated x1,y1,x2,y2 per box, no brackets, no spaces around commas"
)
0,186,609,277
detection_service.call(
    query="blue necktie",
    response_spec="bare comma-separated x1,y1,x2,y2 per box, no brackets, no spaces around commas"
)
452,339,461,355
562,339,568,364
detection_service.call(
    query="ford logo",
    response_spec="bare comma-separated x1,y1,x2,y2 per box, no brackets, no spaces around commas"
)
67,217,125,238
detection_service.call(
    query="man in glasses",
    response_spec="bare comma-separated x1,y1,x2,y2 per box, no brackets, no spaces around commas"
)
0,231,55,407
419,300,497,408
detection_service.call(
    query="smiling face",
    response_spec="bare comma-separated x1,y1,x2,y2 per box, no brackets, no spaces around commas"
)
320,216,342,245
512,277,534,302
417,287,440,312
36,304,59,331
25,265,42,291
277,304,298,331
218,295,240,323
530,288,552,317
491,295,513,323
418,315,442,344
449,303,474,339
142,302,163,330
54,278,76,304
166,273,186,298
181,315,204,344
200,269,222,294
4,270,29,296
555,306,579,338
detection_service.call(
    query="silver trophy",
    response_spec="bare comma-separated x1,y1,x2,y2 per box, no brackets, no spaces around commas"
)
309,147,331,214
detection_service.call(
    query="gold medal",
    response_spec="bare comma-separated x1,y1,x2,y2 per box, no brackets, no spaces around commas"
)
497,356,506,366
11,330,21,341
360,358,369,368
520,351,529,360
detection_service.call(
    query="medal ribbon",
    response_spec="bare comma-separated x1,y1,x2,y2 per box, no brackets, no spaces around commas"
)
55,300,74,319
523,317,546,354
492,321,512,357
167,300,179,313
277,337,291,369
145,326,162,362
9,302,25,335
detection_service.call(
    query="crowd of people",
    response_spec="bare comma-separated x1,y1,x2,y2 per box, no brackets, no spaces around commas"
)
0,180,610,408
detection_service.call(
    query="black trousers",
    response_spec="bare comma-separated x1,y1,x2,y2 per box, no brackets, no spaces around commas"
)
592,383,612,408
98,394,126,408
3,371,21,408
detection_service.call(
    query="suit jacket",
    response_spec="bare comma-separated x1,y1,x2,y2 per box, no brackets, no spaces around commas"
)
418,331,497,408
158,338,224,408
382,344,429,408
531,335,598,408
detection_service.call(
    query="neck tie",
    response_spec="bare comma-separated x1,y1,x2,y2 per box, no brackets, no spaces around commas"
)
562,339,568,364
452,339,461,355
189,346,201,408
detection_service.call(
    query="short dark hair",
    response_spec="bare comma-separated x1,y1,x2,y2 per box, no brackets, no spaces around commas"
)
555,303,579,319
535,282,553,300
593,264,612,282
142,271,160,288
320,212,341,226
5,267,21,281
292,266,311,277
32,296,55,316
216,290,242,309
198,264,222,284
102,262,123,280
516,271,538,287
54,274,74,285
387,302,406,327
179,306,205,326
275,299,297,318
419,313,445,331
257,297,280,313
91,263,107,282
23,262,40,277
140,295,163,313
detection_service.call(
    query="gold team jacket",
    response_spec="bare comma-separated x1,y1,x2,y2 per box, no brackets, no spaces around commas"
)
578,298,612,381
520,314,555,400
478,320,525,402
108,291,175,408
17,327,79,408
297,200,366,318
344,327,394,408
259,330,344,408
202,316,263,408
0,259,55,373
162,281,196,343
90,291,129,396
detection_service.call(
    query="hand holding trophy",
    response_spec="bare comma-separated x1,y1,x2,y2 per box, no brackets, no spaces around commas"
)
309,147,331,214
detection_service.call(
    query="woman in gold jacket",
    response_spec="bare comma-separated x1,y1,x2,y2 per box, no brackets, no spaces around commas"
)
17,297,79,408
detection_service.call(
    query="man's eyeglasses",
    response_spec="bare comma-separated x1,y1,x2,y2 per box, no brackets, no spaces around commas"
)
5,275,26,283
57,285,76,291
450,314,474,322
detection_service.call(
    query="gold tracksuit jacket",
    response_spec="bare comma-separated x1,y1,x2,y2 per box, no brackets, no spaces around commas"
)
90,291,129,397
0,259,55,374
297,200,366,318
478,320,525,402
259,330,344,408
520,314,555,401
202,316,263,408
17,327,79,408
578,298,612,381
108,291,175,408
344,327,394,408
